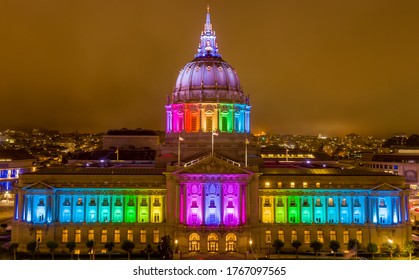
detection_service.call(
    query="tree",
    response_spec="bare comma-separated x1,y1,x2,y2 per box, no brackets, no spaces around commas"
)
347,238,360,259
366,242,378,260
26,240,38,260
380,241,397,260
145,244,153,260
310,240,323,259
104,241,115,260
158,235,173,260
85,239,95,260
66,241,77,260
329,240,341,259
272,239,284,257
46,241,59,260
9,243,19,260
121,240,135,260
404,241,415,260
291,240,302,259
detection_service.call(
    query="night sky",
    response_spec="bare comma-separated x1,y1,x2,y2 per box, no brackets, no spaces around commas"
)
1,0,418,137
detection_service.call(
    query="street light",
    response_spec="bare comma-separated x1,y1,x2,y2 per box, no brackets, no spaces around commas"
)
388,239,394,260
175,239,178,253
267,240,271,259
249,239,253,253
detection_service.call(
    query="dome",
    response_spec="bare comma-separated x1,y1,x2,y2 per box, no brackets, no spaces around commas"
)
170,6,246,104
172,57,244,103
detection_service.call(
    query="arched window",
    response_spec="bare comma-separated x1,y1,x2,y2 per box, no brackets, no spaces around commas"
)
189,233,200,252
207,233,218,252
225,233,237,252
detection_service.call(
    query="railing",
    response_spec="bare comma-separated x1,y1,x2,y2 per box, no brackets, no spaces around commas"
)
182,153,242,168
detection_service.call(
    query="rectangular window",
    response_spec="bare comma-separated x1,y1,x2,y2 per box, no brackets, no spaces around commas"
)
316,182,320,188
75,229,81,243
304,230,310,244
277,182,282,188
356,230,363,244
206,116,213,132
114,229,120,243
221,116,228,132
330,230,337,241
153,230,160,244
101,230,107,243
265,230,271,244
303,182,308,188
191,116,197,131
140,230,146,244
343,230,349,244
317,230,324,243
88,229,94,241
62,229,68,243
36,229,43,243
290,182,295,188
127,229,134,242
278,230,285,242
291,230,297,242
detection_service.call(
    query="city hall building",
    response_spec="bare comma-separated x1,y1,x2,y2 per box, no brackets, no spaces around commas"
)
11,8,411,257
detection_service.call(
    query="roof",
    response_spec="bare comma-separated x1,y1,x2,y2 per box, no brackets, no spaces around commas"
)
33,167,165,175
71,149,156,161
371,154,419,163
0,149,36,160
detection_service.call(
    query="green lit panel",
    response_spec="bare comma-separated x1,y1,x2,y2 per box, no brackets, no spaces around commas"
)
125,195,136,223
275,197,287,223
219,104,233,132
287,196,300,223
112,196,123,223
138,196,149,223
301,196,313,223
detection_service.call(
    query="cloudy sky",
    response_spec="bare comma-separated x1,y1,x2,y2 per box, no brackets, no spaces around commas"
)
1,0,418,137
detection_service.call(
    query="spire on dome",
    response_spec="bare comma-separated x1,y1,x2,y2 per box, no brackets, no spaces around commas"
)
195,5,221,58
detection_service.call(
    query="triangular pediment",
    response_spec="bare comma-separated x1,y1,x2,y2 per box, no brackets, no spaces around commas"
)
370,183,402,191
23,181,55,190
174,155,252,175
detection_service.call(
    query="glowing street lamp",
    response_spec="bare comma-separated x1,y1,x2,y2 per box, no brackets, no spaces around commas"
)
388,239,394,260
249,239,253,253
175,239,178,253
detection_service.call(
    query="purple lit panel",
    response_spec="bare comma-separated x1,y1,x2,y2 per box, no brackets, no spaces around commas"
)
185,183,203,225
222,183,240,226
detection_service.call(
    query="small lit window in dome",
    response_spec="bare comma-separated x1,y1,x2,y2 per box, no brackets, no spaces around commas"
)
186,67,190,73
207,66,212,71
227,67,231,72
218,66,223,72
195,66,200,72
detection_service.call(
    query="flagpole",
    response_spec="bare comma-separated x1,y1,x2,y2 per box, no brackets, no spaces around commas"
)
212,132,214,155
245,138,248,167
178,137,181,166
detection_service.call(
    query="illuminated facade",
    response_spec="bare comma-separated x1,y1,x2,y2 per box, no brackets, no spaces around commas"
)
11,7,412,258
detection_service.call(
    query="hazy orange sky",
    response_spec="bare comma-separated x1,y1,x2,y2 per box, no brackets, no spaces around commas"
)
1,0,418,137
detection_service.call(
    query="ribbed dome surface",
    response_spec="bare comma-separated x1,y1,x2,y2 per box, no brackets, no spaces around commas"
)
172,57,245,103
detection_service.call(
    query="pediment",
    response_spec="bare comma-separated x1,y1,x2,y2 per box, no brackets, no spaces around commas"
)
370,183,402,192
23,182,55,190
174,155,252,175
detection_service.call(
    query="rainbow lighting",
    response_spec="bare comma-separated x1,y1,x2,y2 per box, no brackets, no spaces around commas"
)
165,7,251,135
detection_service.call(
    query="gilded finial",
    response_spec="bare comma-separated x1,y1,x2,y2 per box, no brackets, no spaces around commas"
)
207,5,210,13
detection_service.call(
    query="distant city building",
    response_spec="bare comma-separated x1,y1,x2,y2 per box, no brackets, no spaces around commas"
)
12,7,411,258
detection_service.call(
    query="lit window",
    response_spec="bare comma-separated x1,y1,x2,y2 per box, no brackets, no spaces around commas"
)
140,230,146,244
290,182,295,188
75,229,81,243
62,229,68,243
265,230,271,244
317,230,324,243
153,230,160,244
343,231,349,244
101,230,107,243
303,182,308,188
114,229,120,243
291,230,297,242
265,181,270,187
356,230,363,244
127,229,133,242
330,230,336,241
88,229,94,241
316,182,320,188
277,182,282,188
304,230,310,244
278,230,284,242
